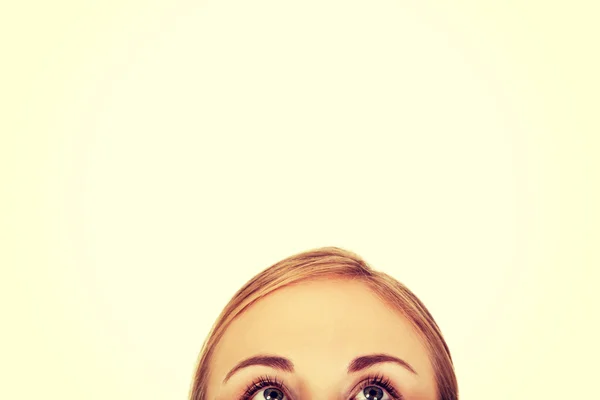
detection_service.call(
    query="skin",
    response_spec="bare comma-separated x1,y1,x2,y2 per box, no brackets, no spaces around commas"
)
206,278,438,400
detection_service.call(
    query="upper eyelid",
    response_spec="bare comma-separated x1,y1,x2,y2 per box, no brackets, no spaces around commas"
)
239,375,297,400
239,373,403,400
345,375,403,400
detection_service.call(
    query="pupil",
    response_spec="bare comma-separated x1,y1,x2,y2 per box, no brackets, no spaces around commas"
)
364,386,384,399
264,388,284,400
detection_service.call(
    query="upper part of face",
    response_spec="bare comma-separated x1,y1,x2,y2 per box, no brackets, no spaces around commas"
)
206,278,438,400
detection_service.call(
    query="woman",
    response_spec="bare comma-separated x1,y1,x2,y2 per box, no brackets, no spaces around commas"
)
189,247,458,400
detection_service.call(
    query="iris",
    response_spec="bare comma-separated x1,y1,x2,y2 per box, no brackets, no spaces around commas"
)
263,388,284,400
363,385,384,400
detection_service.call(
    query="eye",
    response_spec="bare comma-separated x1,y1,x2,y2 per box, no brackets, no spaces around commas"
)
354,385,391,400
351,374,402,400
240,377,289,400
250,387,286,400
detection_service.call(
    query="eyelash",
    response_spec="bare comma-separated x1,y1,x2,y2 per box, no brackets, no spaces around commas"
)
240,375,289,400
239,373,403,400
357,373,403,400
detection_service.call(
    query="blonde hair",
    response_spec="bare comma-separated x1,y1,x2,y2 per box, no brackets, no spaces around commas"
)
189,247,458,400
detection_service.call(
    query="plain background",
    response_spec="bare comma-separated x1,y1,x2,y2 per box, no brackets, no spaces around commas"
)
1,1,598,399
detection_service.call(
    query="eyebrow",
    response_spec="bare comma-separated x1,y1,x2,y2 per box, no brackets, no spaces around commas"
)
348,353,417,374
223,353,416,382
223,355,294,382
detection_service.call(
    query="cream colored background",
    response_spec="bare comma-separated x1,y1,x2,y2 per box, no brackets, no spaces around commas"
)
1,1,598,399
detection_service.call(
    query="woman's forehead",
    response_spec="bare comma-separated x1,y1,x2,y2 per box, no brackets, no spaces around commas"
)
210,279,435,380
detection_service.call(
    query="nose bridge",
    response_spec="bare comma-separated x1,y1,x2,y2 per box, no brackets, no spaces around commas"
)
294,366,347,400
292,324,348,400
298,386,343,400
